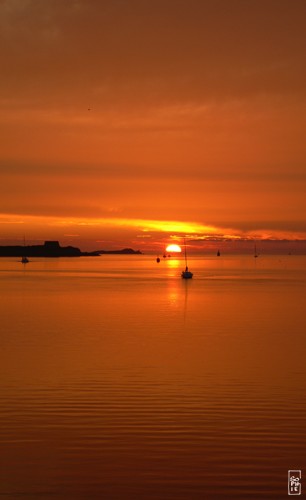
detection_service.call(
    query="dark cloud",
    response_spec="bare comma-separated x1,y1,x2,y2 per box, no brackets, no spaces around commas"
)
1,0,306,105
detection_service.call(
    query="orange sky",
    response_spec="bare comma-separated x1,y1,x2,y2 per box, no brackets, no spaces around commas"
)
0,0,306,251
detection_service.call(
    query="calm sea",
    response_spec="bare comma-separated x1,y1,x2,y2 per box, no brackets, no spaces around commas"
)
0,255,305,499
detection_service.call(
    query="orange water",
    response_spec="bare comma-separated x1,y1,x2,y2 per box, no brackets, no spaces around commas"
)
0,255,305,499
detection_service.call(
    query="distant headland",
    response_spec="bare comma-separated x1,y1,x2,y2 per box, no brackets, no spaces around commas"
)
0,241,142,257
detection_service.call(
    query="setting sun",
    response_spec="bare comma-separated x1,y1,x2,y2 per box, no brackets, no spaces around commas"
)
166,244,182,253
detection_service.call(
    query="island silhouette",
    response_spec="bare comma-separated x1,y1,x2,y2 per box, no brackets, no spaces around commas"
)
0,241,142,258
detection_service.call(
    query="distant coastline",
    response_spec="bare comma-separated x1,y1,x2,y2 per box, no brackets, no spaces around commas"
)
0,241,142,258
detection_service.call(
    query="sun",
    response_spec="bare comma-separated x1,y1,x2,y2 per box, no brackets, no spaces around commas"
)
166,244,182,253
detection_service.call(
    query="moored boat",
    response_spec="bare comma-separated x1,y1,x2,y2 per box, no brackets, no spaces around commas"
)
181,239,193,279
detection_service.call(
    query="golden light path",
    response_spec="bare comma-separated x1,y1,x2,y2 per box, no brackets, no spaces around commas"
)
74,217,216,235
0,214,218,235
1,213,306,243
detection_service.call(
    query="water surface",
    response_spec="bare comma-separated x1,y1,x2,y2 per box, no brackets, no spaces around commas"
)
0,255,305,498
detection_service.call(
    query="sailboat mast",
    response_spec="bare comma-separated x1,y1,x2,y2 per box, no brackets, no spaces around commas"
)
181,238,193,278
254,242,258,258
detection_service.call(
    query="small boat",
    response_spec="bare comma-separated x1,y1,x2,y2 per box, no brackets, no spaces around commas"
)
182,266,193,279
156,257,160,263
21,236,29,264
217,250,220,256
181,239,193,279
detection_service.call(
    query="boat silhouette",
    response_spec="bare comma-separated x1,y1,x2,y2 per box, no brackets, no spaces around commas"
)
21,236,29,264
181,239,193,279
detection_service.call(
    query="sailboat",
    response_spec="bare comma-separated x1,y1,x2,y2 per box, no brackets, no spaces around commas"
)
21,236,29,264
254,244,258,258
181,239,193,279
